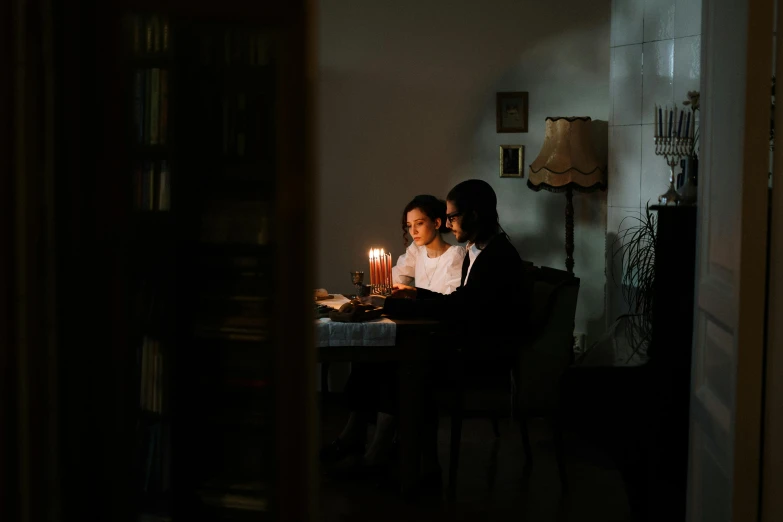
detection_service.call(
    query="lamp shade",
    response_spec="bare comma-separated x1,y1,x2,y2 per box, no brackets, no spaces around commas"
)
527,117,606,193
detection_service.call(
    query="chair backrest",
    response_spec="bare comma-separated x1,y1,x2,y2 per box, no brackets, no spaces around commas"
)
516,266,581,412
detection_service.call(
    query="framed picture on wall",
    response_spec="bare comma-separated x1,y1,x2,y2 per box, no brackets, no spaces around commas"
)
496,91,528,133
499,145,524,178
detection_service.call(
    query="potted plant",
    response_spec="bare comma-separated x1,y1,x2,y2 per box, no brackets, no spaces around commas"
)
610,204,658,360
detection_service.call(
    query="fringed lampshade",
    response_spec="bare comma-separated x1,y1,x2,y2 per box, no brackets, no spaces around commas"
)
528,117,606,273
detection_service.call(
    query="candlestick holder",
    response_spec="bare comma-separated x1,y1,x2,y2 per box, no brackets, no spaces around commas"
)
350,271,364,299
372,283,392,297
368,249,393,297
654,136,693,205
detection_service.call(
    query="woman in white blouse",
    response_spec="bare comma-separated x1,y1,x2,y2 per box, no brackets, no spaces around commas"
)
393,195,466,295
319,195,465,477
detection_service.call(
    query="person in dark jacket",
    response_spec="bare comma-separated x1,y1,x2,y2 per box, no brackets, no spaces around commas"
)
321,180,533,486
385,179,532,338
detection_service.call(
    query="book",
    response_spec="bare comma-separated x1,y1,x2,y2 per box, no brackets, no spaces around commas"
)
149,68,160,145
158,161,170,211
139,337,149,409
161,16,170,52
145,17,153,53
151,340,158,412
143,69,152,144
236,93,246,157
129,14,142,56
158,70,168,145
155,343,163,413
151,15,161,53
133,70,145,144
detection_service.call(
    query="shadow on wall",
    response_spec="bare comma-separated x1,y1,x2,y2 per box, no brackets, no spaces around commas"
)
605,226,634,324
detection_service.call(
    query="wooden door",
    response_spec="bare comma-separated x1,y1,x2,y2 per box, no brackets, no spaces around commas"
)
688,0,773,520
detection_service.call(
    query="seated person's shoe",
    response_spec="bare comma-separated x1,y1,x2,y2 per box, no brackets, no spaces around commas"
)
319,438,364,463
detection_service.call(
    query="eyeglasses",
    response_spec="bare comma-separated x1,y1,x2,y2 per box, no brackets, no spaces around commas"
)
445,211,463,224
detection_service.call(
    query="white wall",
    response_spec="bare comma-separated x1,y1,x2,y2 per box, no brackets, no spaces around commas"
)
607,0,702,323
318,0,611,344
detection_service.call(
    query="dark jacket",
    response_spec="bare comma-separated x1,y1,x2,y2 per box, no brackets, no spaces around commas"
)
383,234,534,340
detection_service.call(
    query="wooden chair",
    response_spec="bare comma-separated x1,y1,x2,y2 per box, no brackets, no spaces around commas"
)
513,267,580,492
444,266,580,494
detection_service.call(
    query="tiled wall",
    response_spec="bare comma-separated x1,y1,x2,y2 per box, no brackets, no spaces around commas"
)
607,0,701,322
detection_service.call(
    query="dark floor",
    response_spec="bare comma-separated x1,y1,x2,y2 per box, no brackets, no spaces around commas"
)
317,396,632,522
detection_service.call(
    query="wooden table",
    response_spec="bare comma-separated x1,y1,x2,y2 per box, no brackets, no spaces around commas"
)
318,314,446,496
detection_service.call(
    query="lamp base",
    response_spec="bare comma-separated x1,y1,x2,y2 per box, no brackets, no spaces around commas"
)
565,187,574,274
658,181,681,206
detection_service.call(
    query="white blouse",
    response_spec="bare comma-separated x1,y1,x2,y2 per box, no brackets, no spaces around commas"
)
392,243,466,295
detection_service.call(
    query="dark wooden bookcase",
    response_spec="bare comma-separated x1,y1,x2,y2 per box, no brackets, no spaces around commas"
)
52,1,317,521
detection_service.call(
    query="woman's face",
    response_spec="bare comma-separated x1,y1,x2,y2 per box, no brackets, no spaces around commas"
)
406,208,441,247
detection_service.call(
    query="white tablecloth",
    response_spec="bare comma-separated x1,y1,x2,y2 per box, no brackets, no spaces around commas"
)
315,295,396,347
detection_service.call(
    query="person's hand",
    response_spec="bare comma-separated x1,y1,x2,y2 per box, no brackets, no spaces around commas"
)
390,284,416,299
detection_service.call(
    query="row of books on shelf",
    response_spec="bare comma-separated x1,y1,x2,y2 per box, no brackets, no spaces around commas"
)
128,13,170,56
200,29,270,67
139,336,165,414
133,161,171,211
134,68,169,146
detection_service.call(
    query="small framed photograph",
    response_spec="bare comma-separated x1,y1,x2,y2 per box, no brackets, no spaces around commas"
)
496,92,528,133
499,145,524,178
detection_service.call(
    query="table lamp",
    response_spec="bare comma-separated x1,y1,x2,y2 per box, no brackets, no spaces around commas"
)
528,116,607,274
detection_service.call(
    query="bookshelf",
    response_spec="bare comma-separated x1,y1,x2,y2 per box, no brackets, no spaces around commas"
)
46,1,315,520
107,3,314,521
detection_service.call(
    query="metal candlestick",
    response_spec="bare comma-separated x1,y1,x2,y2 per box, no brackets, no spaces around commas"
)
372,282,392,296
654,136,693,206
350,271,364,298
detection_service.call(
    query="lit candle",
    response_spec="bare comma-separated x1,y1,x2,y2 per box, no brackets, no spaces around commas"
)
372,248,381,285
376,249,382,289
377,249,381,287
368,249,374,286
386,253,392,288
380,249,385,289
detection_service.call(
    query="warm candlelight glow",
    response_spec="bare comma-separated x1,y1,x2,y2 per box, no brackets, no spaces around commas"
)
367,247,393,295
380,249,385,289
369,249,376,286
385,252,392,288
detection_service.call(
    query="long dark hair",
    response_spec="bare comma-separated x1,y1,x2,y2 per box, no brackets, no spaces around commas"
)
446,179,505,248
401,195,448,247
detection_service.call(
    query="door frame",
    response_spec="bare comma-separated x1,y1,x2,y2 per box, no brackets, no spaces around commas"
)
688,0,773,519
762,2,783,519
